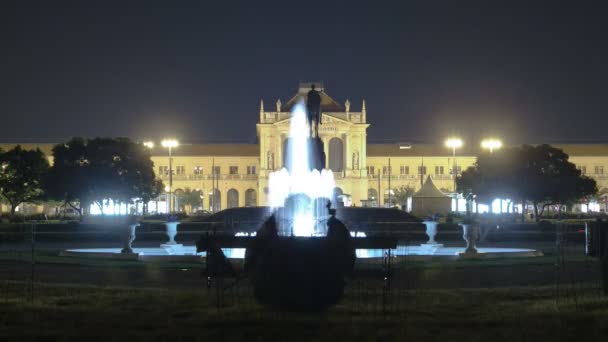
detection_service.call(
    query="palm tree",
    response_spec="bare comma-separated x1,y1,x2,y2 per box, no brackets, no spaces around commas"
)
392,185,415,210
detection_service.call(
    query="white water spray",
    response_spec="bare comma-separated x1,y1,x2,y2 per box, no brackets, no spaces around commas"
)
267,99,335,236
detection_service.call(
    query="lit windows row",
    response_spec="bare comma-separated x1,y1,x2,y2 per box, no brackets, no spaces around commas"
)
366,165,461,176
157,165,257,176
578,166,604,175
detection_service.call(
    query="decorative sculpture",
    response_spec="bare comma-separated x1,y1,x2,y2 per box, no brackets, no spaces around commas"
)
306,84,322,137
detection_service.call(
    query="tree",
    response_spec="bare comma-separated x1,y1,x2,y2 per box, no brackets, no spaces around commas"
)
0,145,50,216
392,185,414,210
457,144,597,221
45,137,163,218
177,188,203,212
514,145,597,220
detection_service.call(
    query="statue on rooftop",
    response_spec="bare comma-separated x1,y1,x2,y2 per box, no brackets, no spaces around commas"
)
306,84,322,137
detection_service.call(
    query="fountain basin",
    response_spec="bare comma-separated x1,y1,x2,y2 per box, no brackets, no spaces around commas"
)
61,245,542,261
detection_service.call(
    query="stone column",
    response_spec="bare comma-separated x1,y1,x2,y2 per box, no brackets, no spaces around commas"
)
322,136,330,168
343,133,350,175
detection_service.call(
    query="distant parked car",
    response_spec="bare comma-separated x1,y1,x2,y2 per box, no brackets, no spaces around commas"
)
193,210,211,216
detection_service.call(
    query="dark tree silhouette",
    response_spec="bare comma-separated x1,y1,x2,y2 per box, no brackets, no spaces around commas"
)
45,137,162,218
457,144,597,220
0,145,49,216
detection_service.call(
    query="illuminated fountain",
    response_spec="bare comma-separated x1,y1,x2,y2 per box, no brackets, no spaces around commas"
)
61,92,543,267
268,100,336,236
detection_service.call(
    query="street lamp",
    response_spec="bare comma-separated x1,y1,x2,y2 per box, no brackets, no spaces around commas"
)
445,138,463,211
143,141,155,149
161,139,179,212
481,139,502,153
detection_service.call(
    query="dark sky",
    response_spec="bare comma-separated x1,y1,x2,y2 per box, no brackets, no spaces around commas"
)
1,1,606,145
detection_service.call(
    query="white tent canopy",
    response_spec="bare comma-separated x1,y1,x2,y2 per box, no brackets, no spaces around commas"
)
411,176,452,217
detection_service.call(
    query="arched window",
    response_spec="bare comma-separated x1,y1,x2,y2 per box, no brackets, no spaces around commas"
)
368,188,378,201
245,189,257,207
333,187,344,203
209,189,221,212
384,188,397,207
282,139,290,169
328,137,344,172
227,189,239,208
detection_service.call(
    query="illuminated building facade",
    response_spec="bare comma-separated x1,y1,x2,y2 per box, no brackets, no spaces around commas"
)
2,83,608,214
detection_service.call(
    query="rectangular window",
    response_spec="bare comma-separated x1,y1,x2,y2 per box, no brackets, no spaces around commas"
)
367,166,375,176
247,166,257,175
595,166,604,175
229,166,238,175
435,166,444,175
158,166,169,176
418,166,427,175
580,166,587,175
382,166,392,176
400,166,409,175
176,166,185,175
213,166,220,175
193,166,203,175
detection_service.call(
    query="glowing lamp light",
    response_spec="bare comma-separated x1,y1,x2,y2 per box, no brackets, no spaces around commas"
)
481,139,503,153
164,185,171,192
445,138,463,149
161,139,179,148
143,141,155,149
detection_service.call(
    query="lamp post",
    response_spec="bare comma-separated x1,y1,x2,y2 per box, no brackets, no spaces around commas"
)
445,138,463,212
481,139,502,153
143,141,155,149
161,139,179,212
141,141,155,214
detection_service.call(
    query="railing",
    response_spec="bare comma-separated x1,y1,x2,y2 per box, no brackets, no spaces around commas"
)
157,174,259,181
368,175,422,181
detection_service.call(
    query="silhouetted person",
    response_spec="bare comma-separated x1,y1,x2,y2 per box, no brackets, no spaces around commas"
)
307,84,322,137
326,201,356,274
244,214,278,273
196,235,236,282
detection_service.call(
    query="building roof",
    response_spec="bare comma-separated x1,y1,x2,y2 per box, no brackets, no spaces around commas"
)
281,82,344,112
367,143,608,158
0,143,55,157
554,144,608,157
148,144,259,157
413,176,450,198
0,143,259,158
367,144,480,157
4,142,608,159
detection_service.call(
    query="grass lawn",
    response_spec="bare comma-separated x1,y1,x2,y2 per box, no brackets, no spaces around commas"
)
0,280,607,341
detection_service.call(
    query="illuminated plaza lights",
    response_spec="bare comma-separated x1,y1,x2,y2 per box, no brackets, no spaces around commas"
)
481,139,503,153
143,141,155,149
445,137,463,212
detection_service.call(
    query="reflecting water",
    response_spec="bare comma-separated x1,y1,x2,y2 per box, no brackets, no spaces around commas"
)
66,246,541,259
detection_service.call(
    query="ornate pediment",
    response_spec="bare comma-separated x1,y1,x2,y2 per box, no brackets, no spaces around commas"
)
322,114,352,125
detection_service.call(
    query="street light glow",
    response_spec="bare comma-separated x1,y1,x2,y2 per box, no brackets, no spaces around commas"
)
143,141,155,149
481,139,502,153
161,139,179,148
445,138,463,149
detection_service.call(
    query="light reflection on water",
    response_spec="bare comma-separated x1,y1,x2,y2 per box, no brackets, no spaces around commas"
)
66,246,539,259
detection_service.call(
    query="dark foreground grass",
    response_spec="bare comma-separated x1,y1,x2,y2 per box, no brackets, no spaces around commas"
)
1,280,607,341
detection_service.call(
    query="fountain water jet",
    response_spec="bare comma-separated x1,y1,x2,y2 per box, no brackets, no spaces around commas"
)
268,99,336,236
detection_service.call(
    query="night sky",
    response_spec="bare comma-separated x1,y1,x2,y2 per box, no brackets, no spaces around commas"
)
1,1,606,145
